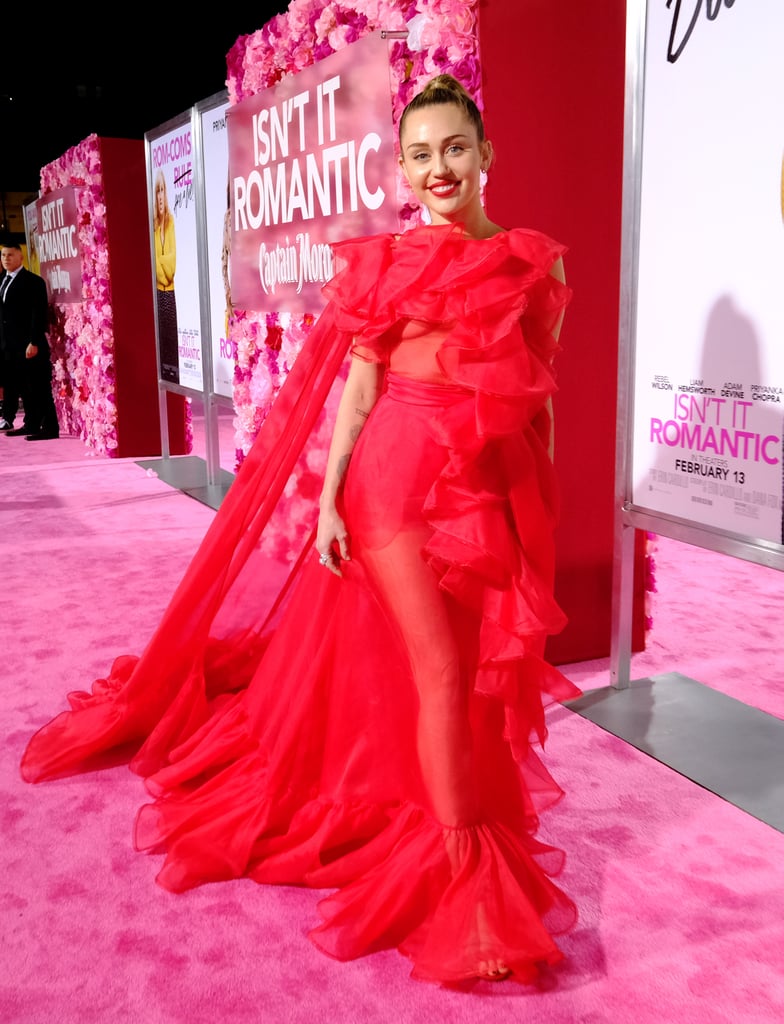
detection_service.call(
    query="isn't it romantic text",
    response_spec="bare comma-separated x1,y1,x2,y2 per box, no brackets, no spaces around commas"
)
650,392,780,464
232,75,386,232
36,196,77,263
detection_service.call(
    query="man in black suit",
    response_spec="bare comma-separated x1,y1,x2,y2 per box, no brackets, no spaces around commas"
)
0,241,59,440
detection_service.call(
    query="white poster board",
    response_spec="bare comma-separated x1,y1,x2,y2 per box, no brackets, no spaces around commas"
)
199,96,234,400
627,0,784,549
146,113,205,393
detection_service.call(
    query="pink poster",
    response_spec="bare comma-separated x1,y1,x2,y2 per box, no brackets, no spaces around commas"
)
228,31,399,315
34,186,83,303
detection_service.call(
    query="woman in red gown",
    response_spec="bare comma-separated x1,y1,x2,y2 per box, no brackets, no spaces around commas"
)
21,75,580,985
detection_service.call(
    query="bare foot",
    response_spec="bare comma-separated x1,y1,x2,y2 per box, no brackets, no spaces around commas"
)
478,958,512,982
476,893,512,981
441,828,514,982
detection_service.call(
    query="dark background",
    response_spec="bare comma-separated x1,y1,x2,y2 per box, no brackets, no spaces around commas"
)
2,5,289,192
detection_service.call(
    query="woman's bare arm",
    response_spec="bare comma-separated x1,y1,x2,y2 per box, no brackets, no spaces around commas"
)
317,354,385,574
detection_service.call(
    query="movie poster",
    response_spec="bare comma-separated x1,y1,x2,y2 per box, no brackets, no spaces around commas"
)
147,116,204,391
227,31,399,316
22,201,41,277
631,0,784,544
32,187,82,303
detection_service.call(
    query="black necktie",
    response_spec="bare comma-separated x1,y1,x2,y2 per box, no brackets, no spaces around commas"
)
0,276,10,301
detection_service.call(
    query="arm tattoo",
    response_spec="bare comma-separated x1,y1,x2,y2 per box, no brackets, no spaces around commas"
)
334,409,369,487
335,453,351,485
349,407,368,444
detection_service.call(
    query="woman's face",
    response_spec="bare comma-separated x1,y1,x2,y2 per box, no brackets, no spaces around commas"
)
399,103,491,226
156,182,165,214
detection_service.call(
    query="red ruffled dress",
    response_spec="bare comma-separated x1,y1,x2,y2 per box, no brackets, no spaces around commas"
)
22,224,581,985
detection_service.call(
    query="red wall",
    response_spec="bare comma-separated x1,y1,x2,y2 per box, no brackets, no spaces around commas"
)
479,0,646,662
100,138,187,458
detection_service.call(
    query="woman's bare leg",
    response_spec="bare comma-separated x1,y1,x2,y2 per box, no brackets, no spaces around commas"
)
362,529,510,980
362,528,476,827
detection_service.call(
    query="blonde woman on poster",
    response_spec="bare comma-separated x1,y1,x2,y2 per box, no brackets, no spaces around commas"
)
153,170,179,383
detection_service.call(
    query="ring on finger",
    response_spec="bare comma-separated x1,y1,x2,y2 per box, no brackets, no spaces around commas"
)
318,552,331,566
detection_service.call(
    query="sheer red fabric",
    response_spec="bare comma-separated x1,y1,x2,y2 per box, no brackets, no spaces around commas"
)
21,224,581,984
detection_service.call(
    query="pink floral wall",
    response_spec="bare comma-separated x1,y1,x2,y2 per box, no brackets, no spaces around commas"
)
40,137,191,457
225,0,481,461
40,137,121,455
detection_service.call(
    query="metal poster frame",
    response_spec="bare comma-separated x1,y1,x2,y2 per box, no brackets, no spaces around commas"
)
144,104,235,506
145,109,201,451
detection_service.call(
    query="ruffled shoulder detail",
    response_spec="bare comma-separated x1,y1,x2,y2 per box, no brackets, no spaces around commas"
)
324,225,570,415
322,230,398,338
326,224,567,306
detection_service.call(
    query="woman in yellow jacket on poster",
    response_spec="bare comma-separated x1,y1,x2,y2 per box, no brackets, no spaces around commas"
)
153,169,179,384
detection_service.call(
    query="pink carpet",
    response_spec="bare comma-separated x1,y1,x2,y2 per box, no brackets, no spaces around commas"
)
1,424,783,1023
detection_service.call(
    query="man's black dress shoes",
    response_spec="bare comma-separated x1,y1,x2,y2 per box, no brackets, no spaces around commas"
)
25,432,60,441
5,426,30,436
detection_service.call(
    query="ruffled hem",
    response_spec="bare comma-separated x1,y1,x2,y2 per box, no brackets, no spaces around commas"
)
310,806,576,985
136,760,576,985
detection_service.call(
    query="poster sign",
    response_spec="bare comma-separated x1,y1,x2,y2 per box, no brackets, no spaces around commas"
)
200,97,234,398
22,201,41,276
631,0,784,545
148,117,204,391
33,187,82,303
228,31,398,315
